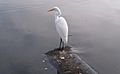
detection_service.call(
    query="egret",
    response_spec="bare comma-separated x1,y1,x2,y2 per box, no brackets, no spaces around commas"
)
48,7,68,48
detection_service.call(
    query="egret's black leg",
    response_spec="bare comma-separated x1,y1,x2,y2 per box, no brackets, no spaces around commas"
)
62,41,64,49
59,38,62,48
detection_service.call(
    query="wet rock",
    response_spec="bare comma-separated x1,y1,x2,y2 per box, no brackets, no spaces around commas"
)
45,46,98,74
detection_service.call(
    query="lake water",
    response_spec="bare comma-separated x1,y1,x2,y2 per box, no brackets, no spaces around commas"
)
0,0,120,74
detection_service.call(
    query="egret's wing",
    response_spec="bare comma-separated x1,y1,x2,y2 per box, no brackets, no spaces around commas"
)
55,17,68,43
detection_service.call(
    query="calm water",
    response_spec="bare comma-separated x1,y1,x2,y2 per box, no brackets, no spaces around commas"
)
0,0,120,74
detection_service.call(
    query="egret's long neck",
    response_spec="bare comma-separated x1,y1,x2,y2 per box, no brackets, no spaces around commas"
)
54,10,61,19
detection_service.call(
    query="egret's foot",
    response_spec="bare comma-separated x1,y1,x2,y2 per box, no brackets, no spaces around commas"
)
57,47,62,51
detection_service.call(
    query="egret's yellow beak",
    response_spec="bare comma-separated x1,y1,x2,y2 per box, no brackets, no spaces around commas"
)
48,8,55,12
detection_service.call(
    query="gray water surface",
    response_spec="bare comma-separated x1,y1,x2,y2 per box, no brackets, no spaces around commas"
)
0,0,120,74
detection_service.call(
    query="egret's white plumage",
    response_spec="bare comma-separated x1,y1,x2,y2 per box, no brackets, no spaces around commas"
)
55,16,68,44
48,7,68,47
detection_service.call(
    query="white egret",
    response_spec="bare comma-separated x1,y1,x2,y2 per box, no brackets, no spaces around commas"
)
48,7,68,48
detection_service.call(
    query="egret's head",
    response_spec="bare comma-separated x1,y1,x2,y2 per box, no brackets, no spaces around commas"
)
48,7,61,16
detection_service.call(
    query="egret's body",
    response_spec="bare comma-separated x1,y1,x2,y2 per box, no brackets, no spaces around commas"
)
55,16,68,44
48,7,68,48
